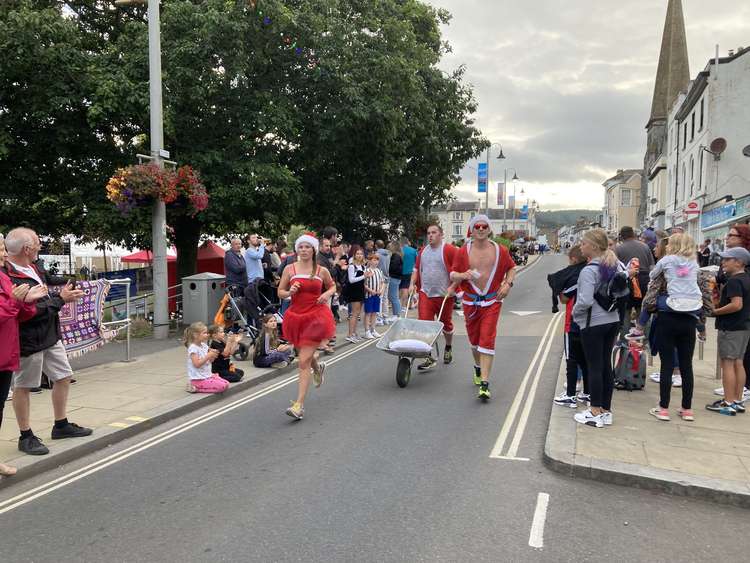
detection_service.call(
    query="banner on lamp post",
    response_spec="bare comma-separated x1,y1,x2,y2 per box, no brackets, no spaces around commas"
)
497,182,505,207
477,162,488,193
508,195,515,210
521,204,529,220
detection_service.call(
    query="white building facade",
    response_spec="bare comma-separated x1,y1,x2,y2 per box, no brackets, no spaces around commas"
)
432,201,537,243
649,47,750,241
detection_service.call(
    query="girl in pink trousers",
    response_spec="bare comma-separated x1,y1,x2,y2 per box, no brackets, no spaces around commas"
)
184,322,230,394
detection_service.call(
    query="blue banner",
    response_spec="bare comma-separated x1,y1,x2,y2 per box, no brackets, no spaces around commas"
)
521,204,528,220
477,162,488,193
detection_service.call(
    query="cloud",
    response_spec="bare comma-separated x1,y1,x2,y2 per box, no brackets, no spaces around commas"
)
427,0,750,209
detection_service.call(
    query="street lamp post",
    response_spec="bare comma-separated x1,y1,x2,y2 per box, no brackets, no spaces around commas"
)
485,143,505,213
513,185,525,234
115,0,169,339
504,168,519,233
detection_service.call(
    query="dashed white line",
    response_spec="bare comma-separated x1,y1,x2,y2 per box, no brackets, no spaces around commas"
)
528,492,550,549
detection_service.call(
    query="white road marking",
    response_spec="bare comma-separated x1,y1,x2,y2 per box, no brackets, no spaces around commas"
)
506,313,563,458
489,312,560,459
0,339,376,516
510,311,541,316
528,492,550,549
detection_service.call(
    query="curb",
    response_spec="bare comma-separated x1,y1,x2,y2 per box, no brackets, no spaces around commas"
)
0,341,350,491
543,357,750,509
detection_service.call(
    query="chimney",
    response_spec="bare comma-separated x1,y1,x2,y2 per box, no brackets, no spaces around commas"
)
728,49,735,56
617,169,624,174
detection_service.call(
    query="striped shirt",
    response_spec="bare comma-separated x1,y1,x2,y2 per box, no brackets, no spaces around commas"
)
365,266,385,294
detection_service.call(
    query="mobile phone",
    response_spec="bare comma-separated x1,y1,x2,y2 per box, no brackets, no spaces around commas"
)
70,279,77,289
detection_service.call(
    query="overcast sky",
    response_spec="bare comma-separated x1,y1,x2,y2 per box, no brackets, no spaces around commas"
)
426,0,750,210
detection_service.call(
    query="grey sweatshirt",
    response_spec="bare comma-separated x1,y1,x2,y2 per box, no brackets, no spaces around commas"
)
572,258,622,329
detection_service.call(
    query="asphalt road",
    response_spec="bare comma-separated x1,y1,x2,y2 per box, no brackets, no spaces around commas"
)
0,255,747,562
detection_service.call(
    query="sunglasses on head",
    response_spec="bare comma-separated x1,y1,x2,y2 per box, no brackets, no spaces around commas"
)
473,224,489,231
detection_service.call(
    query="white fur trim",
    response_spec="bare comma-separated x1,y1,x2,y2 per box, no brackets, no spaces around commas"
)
295,235,319,252
468,214,491,233
477,346,495,356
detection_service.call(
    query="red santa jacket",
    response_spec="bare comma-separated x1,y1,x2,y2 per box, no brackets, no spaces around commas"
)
413,242,458,294
0,270,37,371
451,241,516,307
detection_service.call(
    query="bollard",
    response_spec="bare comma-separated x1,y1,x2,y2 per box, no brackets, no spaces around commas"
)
698,340,704,361
125,280,132,362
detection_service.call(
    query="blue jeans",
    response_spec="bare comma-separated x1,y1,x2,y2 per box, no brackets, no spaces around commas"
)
388,278,402,317
254,350,291,368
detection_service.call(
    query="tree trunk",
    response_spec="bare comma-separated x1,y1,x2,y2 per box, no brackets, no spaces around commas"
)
173,216,201,281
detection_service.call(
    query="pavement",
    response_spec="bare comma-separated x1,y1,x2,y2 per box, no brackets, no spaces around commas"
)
545,319,750,508
2,253,749,562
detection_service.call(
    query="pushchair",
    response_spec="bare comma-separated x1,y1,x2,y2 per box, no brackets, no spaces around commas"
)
213,285,258,360
243,279,283,335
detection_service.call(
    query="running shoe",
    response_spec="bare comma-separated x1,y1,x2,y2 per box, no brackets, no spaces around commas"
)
473,366,482,386
478,382,491,401
600,412,613,426
706,400,736,416
574,409,603,428
285,401,304,420
271,361,289,369
678,408,695,421
576,392,591,405
418,357,437,371
672,374,682,388
186,382,197,393
553,393,578,409
346,335,359,344
313,362,326,388
649,373,661,383
443,347,453,364
732,401,746,414
364,330,376,340
713,386,724,396
370,329,382,338
648,407,670,421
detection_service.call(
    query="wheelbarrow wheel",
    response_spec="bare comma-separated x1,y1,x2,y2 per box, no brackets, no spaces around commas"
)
396,357,411,388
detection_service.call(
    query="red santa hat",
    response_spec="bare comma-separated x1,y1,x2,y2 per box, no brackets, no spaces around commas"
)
295,232,319,252
467,214,491,237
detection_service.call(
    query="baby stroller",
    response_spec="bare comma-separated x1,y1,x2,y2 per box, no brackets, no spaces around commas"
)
243,279,283,336
213,285,256,360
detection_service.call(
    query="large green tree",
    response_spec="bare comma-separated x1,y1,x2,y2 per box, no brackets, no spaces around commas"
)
1,0,486,278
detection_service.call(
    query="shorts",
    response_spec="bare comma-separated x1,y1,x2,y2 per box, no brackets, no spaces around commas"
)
418,293,454,334
399,276,411,290
718,330,750,360
14,340,74,389
364,295,381,314
463,301,502,355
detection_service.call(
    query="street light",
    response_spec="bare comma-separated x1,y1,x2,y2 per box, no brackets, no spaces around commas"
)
114,0,169,339
504,168,519,233
483,143,505,213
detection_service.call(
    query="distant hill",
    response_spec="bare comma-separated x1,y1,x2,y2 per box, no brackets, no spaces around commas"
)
536,209,600,229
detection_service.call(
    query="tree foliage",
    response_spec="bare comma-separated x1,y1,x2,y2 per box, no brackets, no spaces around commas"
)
0,0,486,276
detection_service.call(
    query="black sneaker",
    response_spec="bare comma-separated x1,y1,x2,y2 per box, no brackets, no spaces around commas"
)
19,434,50,456
51,422,93,440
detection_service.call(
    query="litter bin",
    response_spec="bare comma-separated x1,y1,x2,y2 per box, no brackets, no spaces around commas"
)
182,272,226,325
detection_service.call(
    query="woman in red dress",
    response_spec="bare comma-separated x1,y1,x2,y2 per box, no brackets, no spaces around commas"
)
278,233,337,420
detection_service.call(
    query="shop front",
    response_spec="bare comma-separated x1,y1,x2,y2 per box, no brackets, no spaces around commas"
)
701,196,750,242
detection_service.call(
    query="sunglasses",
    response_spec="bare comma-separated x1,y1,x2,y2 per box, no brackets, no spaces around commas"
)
473,224,489,231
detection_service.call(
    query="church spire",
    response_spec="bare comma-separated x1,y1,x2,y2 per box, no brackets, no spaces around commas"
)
647,0,690,127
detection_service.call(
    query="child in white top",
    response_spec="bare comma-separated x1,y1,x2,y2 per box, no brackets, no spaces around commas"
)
649,233,702,311
364,254,385,339
184,322,230,394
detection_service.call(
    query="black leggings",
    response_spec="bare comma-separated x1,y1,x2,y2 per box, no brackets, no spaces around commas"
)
581,322,619,410
216,367,244,383
0,371,11,430
657,313,696,409
565,332,589,397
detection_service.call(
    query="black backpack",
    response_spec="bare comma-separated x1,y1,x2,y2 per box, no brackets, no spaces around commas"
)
585,264,630,326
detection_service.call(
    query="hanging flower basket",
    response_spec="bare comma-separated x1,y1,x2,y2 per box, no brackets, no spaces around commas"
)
106,164,209,216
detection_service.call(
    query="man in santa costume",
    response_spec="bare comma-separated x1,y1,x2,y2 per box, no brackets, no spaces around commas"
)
409,223,458,370
451,214,516,400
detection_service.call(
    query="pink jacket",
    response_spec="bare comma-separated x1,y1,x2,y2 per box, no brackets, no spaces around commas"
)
0,270,37,372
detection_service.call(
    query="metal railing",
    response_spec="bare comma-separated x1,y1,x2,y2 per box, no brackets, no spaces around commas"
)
100,281,183,362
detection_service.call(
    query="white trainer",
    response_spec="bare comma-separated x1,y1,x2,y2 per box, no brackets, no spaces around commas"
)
574,409,603,428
